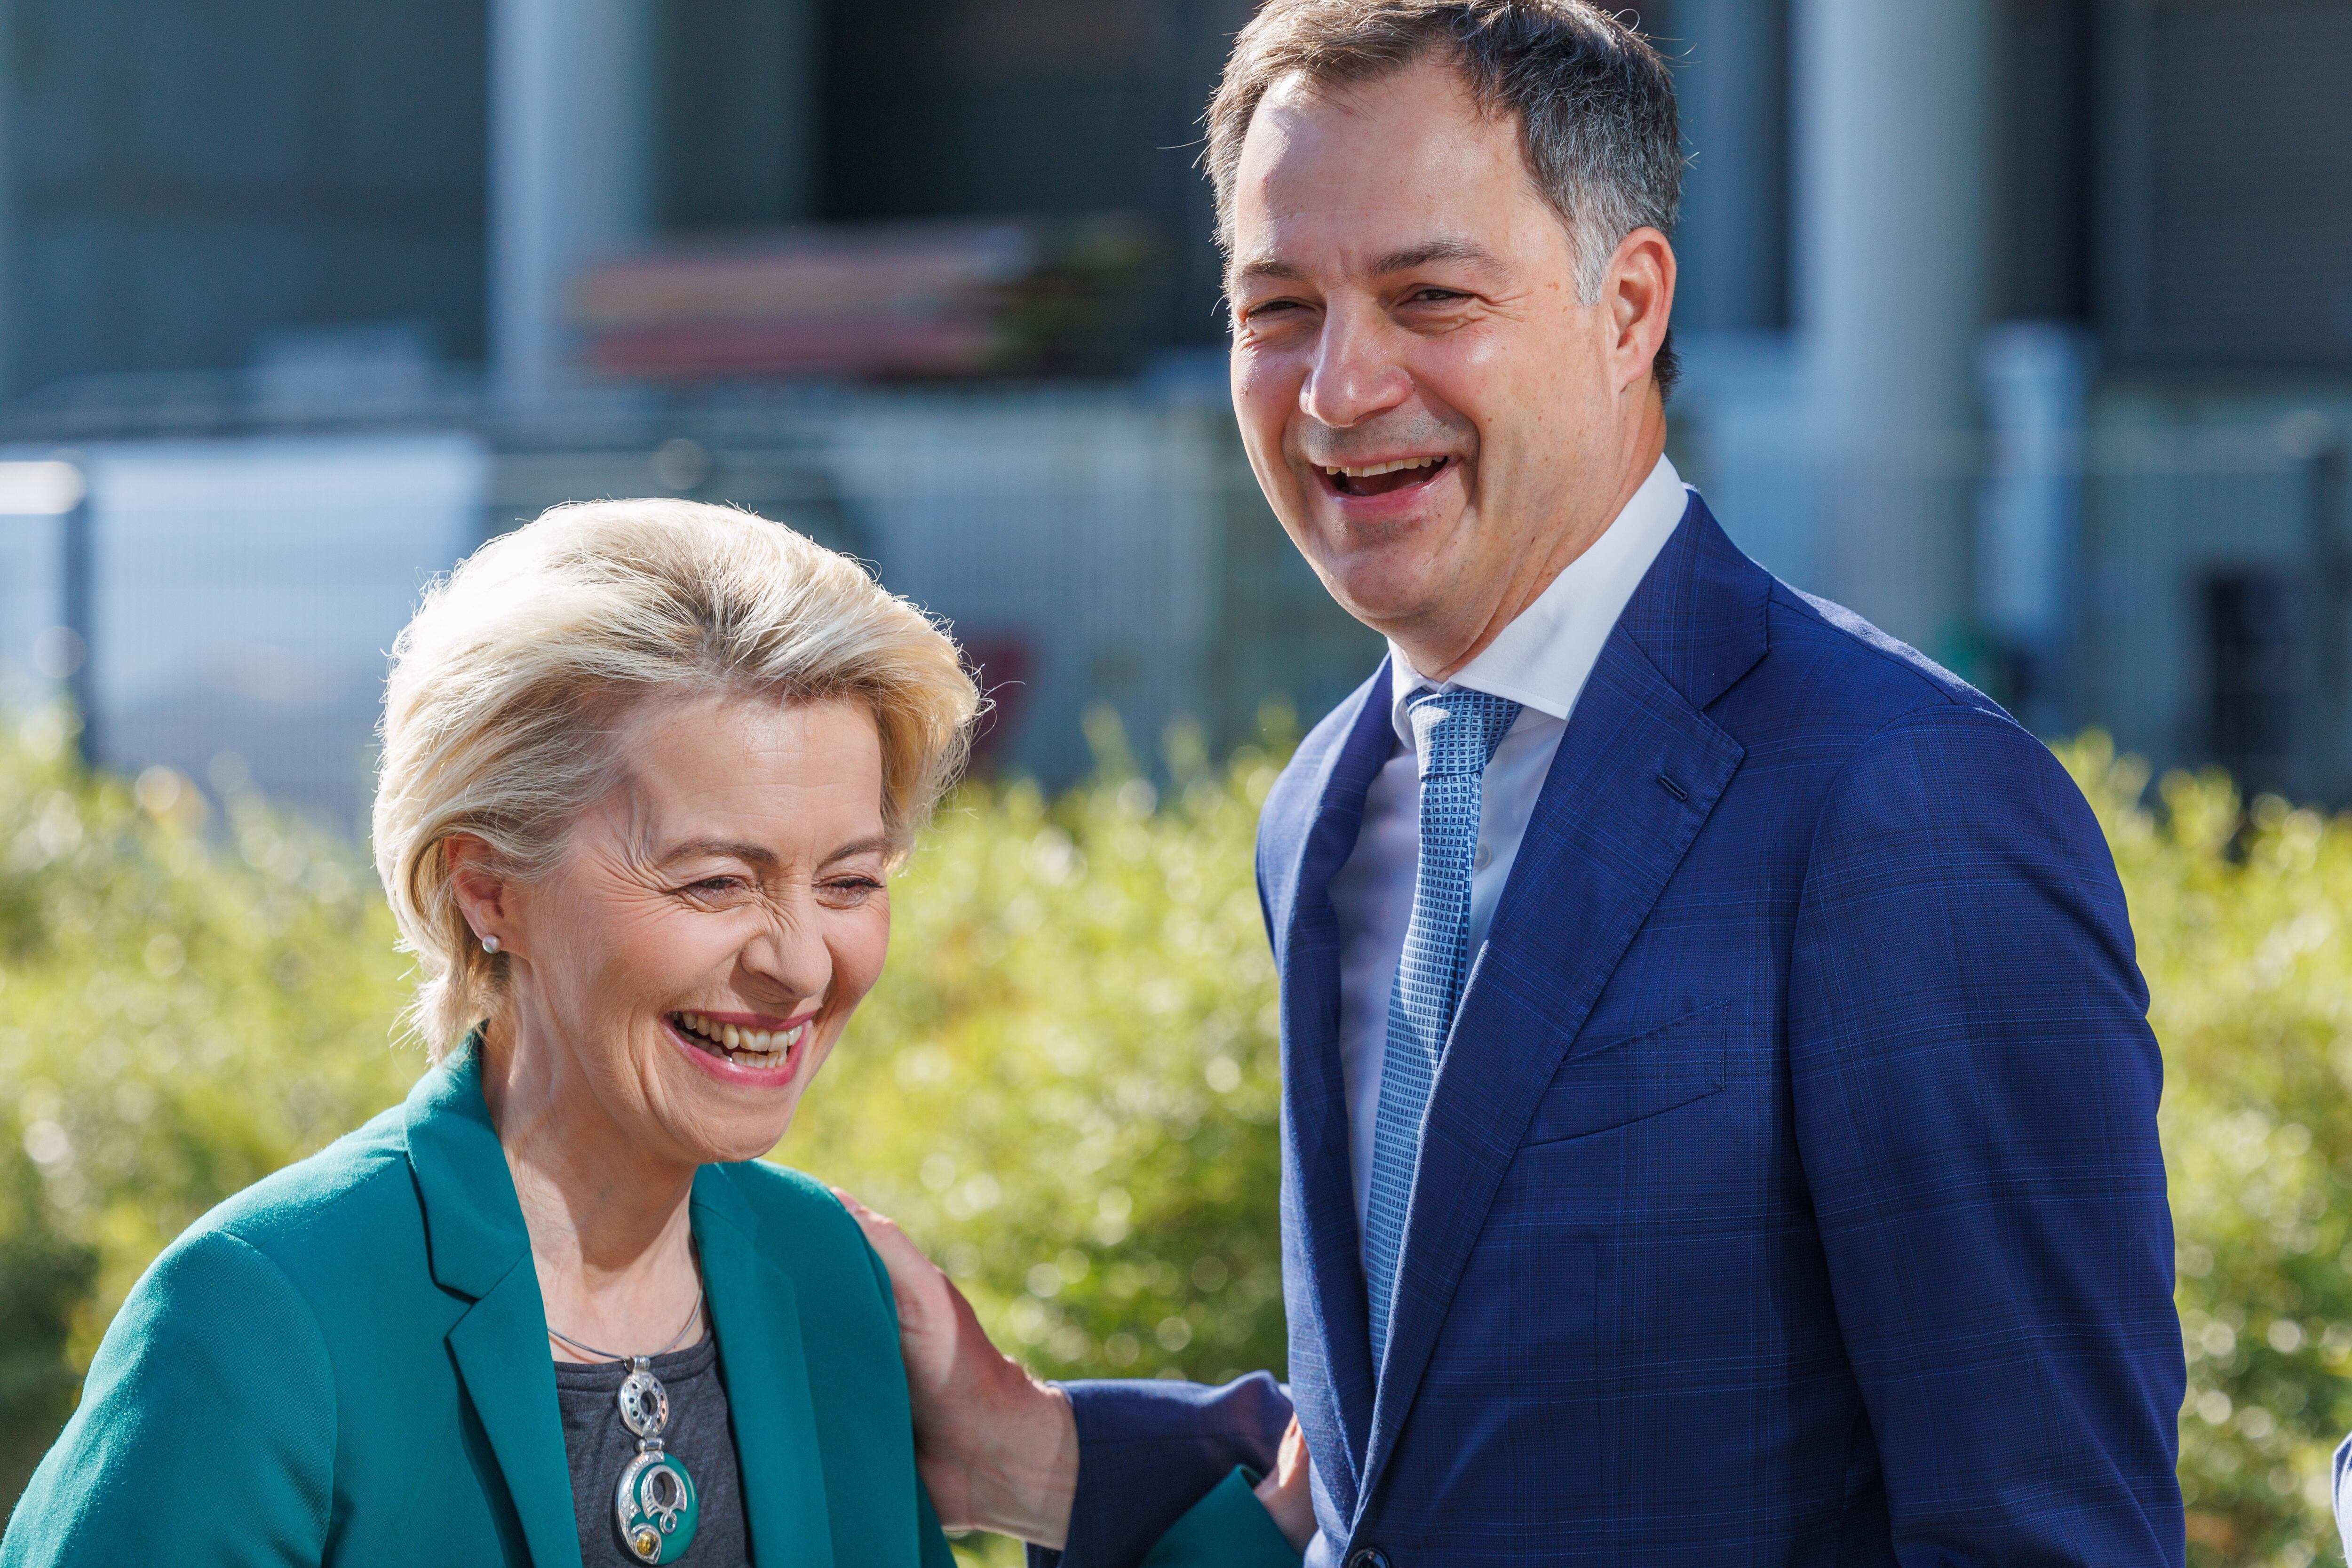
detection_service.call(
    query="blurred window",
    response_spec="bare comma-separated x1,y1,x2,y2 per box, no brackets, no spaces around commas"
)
2103,0,2352,368
2204,568,2299,792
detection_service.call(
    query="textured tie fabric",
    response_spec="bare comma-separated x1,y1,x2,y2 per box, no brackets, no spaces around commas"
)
1363,686,1524,1360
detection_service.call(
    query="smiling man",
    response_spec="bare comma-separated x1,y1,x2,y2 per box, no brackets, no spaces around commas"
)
856,4,2186,1565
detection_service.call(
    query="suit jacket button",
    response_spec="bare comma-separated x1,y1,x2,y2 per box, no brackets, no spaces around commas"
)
1348,1551,1392,1568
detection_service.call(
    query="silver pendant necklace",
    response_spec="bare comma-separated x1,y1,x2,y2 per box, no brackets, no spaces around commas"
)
549,1285,707,1564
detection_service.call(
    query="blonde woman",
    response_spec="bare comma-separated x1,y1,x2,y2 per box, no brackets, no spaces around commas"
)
3,502,986,1566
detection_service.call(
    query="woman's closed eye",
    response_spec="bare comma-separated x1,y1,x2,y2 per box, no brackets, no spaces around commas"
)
820,874,885,906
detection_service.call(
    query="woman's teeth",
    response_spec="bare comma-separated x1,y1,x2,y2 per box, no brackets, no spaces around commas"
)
673,1011,805,1069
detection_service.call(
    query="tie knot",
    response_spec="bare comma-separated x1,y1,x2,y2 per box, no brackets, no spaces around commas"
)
1406,688,1522,778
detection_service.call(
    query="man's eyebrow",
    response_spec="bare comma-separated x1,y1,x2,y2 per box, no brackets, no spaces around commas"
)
1227,240,1504,289
1370,238,1503,275
1228,255,1308,286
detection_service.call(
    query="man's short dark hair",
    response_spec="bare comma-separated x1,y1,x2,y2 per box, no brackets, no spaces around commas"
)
1206,0,1683,398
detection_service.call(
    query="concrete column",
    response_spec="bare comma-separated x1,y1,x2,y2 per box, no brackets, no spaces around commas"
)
490,0,654,407
1674,0,1791,333
1979,322,2093,732
1795,0,1995,657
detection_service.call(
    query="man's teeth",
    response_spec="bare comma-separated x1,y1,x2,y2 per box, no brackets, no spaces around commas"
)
1323,456,1443,478
674,1011,805,1067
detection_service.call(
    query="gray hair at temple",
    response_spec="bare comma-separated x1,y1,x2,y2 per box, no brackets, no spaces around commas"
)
1204,0,1684,392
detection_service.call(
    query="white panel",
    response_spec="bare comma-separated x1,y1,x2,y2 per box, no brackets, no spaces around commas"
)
0,503,65,708
84,433,488,826
823,393,1219,786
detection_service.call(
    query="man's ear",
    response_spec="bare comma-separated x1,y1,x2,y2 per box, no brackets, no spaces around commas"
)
445,834,516,951
1606,226,1677,394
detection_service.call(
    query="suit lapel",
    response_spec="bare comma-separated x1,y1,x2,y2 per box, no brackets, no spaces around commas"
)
1353,496,1769,1512
694,1168,840,1568
1268,663,1397,1515
405,1047,583,1568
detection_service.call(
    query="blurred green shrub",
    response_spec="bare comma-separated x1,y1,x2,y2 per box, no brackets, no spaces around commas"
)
0,708,414,1497
9,707,2352,1568
2059,734,2352,1568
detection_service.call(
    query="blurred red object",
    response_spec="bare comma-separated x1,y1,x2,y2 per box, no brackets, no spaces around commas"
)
576,218,1156,382
577,223,1034,379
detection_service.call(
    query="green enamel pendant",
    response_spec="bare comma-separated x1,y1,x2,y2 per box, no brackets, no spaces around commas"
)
617,1448,699,1563
614,1359,699,1564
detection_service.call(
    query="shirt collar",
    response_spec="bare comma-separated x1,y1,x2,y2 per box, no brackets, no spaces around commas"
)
1388,453,1690,747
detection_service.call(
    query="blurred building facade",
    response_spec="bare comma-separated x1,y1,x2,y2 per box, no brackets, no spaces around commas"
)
1666,0,2352,803
0,0,2345,823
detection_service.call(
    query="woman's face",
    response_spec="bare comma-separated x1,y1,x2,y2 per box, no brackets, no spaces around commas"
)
493,693,894,1166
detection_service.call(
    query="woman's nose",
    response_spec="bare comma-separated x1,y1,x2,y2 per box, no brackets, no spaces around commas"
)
739,906,832,1005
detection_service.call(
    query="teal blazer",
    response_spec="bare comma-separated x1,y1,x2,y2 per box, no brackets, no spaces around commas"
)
0,1047,956,1567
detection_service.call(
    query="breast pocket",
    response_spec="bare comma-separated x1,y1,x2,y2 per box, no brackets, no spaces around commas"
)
1519,999,1730,1146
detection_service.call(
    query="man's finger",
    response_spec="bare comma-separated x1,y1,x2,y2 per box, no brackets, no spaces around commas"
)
833,1186,933,1278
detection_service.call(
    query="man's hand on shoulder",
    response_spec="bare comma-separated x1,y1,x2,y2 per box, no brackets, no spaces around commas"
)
837,1189,1080,1547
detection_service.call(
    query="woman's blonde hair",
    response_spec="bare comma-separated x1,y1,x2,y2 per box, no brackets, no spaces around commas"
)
372,498,979,1058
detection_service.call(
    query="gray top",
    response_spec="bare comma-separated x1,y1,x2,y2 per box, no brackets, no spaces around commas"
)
555,1335,751,1567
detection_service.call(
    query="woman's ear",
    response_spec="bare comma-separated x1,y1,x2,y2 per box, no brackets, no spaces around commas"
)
445,835,515,952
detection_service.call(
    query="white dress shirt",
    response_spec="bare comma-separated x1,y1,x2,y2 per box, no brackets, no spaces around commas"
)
1326,454,1692,1243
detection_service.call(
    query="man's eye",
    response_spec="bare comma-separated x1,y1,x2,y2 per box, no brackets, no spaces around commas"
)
683,876,744,897
1243,300,1303,322
1407,287,1467,304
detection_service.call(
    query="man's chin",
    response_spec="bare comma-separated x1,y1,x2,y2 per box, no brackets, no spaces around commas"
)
1321,557,1464,644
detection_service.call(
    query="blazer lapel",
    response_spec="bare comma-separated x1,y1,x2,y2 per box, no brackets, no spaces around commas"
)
448,1266,583,1568
693,1168,839,1568
1354,496,1770,1512
406,1048,583,1568
1268,662,1397,1515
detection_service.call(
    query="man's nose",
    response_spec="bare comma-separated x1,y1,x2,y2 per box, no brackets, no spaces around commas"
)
1299,307,1413,430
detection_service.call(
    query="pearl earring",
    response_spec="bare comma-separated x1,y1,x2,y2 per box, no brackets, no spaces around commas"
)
481,934,501,954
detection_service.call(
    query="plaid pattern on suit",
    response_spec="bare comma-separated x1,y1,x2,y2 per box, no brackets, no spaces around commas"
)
1044,495,2185,1568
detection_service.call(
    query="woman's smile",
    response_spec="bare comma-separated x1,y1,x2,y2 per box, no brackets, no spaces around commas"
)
663,1008,815,1084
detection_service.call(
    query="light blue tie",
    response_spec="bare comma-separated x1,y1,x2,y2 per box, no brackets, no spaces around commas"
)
1363,687,1522,1359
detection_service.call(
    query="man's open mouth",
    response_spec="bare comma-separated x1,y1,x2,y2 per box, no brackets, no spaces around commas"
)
1319,455,1450,499
669,1010,805,1071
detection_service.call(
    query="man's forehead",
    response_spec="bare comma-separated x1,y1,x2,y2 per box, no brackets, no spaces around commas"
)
1229,68,1534,265
1243,73,1502,184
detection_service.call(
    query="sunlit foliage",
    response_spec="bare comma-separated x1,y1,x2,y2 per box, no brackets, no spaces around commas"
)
0,708,413,1497
5,710,2352,1567
2060,735,2352,1568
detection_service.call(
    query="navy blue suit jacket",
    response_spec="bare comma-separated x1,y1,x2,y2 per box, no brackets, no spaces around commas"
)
1050,496,2184,1566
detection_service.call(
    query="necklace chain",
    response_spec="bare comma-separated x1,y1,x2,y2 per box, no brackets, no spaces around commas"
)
547,1285,705,1365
